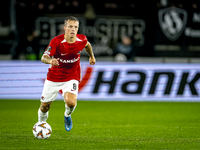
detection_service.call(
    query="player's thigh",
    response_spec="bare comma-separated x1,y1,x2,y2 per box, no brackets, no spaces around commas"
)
41,79,60,103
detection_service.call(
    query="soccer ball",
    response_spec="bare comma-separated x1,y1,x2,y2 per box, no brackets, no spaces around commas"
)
33,121,52,139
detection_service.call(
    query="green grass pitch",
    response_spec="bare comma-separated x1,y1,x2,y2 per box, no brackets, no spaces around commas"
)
0,100,200,150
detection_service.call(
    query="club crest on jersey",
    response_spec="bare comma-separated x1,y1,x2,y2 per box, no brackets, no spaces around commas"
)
158,7,188,41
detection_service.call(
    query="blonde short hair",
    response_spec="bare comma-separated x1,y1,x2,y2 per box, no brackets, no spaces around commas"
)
64,16,79,26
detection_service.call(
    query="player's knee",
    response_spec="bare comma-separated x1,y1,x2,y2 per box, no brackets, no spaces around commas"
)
66,96,76,108
40,105,49,112
40,103,51,112
66,100,76,108
64,93,77,108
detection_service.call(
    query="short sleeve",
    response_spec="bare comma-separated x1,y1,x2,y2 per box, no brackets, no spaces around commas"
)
43,37,58,57
83,35,88,44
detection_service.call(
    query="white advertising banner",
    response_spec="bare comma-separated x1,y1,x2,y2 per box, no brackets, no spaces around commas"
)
0,61,199,101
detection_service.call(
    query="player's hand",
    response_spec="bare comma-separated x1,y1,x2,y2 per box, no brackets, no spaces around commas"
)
50,58,59,66
89,56,96,65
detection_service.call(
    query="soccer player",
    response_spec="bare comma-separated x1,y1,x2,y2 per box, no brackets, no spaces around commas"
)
38,16,96,131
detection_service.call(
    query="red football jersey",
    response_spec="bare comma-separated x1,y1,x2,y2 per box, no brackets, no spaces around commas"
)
43,34,87,82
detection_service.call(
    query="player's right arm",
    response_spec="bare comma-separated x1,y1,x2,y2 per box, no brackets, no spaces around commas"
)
41,55,59,66
41,37,59,66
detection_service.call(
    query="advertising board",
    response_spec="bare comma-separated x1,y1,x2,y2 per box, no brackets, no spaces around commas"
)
0,61,199,101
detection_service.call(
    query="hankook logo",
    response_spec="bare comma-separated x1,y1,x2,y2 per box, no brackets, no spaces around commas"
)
158,7,188,41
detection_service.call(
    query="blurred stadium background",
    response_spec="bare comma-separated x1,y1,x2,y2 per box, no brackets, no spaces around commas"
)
0,0,200,101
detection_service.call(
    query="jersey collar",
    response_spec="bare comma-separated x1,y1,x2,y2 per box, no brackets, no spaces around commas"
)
61,37,82,43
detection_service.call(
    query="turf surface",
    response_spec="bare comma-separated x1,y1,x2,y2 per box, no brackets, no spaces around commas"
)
0,100,200,150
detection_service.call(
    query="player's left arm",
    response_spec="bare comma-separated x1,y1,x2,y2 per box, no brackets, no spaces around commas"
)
85,41,96,65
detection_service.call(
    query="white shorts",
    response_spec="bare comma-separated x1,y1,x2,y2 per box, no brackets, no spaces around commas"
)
40,79,79,102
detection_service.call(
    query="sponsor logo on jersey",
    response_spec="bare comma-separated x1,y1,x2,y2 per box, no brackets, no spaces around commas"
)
61,53,68,56
158,7,188,41
59,57,80,63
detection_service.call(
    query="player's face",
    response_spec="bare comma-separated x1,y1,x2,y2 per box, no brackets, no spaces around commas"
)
64,20,79,38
